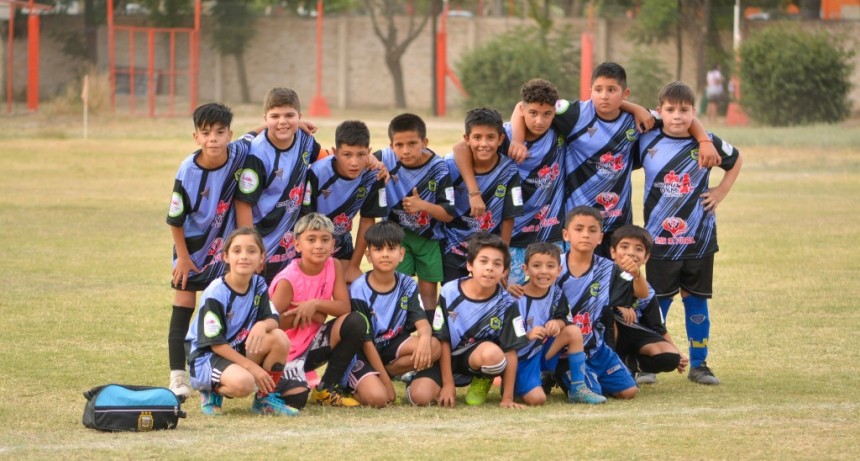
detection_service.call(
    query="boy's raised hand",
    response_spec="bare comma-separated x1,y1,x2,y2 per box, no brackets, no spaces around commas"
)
632,106,656,133
506,283,525,299
172,255,200,290
402,188,425,214
437,384,456,408
507,141,530,164
697,140,721,169
468,194,486,218
616,255,642,280
412,335,433,371
298,120,318,135
366,152,390,183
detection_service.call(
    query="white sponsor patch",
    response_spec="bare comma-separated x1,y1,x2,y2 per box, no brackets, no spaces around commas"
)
620,271,634,282
378,188,388,207
513,315,526,337
238,169,259,194
444,186,455,203
721,140,734,156
432,308,445,331
302,182,312,206
511,186,523,207
168,192,183,218
203,311,222,338
554,99,570,114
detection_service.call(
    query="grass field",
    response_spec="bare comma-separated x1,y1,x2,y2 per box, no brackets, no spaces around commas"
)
1,107,859,460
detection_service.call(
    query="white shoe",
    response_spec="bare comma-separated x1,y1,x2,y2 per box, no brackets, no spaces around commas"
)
169,370,191,398
636,372,657,385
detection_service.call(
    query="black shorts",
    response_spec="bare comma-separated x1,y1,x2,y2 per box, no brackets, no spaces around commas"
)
346,332,412,390
412,341,486,388
614,322,668,357
646,255,714,299
442,249,469,284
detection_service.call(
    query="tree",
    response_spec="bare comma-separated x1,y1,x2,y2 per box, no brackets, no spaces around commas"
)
364,0,433,108
209,1,259,104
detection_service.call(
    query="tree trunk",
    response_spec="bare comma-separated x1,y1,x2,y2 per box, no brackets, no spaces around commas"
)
386,52,407,109
695,0,711,96
675,0,683,80
84,0,98,64
233,51,251,104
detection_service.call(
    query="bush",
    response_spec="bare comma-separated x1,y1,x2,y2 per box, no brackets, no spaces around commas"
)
624,51,672,108
456,27,579,113
739,27,854,126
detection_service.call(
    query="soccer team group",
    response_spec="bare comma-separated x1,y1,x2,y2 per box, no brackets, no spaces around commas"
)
166,61,742,416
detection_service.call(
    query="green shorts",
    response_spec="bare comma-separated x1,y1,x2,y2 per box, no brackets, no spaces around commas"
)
397,230,443,283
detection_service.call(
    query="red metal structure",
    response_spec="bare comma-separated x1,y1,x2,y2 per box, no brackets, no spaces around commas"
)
434,1,467,117
308,0,329,117
2,0,52,113
107,0,200,116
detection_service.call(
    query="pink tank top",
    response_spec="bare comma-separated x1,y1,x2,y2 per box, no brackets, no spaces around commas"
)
269,257,336,361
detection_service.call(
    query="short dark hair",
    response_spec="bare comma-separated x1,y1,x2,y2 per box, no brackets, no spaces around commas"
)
610,224,653,255
464,107,504,136
264,87,301,113
592,62,627,89
521,78,559,106
524,242,562,265
564,205,603,228
466,232,511,271
364,221,405,249
388,113,427,141
335,120,370,148
193,103,232,131
658,81,696,107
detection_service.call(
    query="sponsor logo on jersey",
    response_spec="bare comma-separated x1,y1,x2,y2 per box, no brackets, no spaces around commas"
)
207,238,224,263
589,282,601,297
513,316,526,337
521,205,560,234
572,312,592,335
597,152,625,176
239,169,259,194
378,189,388,207
625,128,637,142
554,99,570,114
428,180,437,192
511,186,523,207
655,217,695,245
203,311,222,337
531,163,561,189
495,184,506,199
721,140,734,156
690,148,700,162
400,296,409,310
168,192,184,218
596,192,620,212
270,232,298,263
211,200,230,229
658,170,694,197
489,317,502,331
392,209,430,230
432,308,445,331
303,182,313,206
302,151,311,165
332,213,352,235
356,186,367,199
230,328,249,348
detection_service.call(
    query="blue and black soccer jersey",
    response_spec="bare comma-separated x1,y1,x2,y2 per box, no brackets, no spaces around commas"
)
632,288,668,336
302,156,387,260
443,152,524,269
185,274,277,360
235,130,321,276
350,272,426,348
375,148,455,240
553,99,639,233
557,254,634,356
431,279,528,355
515,285,570,360
167,132,256,288
504,123,567,248
635,131,739,260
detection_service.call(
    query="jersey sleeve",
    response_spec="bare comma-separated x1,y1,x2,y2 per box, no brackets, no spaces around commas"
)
254,278,278,323
350,298,375,342
498,301,529,352
403,289,426,332
236,154,268,205
502,171,524,220
430,298,450,344
637,296,667,336
711,134,740,171
166,178,190,227
359,177,388,218
608,265,636,309
310,140,322,163
435,169,456,217
551,99,581,139
301,169,319,215
551,289,570,322
194,297,229,349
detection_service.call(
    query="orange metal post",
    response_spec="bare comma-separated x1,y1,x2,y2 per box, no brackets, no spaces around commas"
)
26,0,39,111
129,30,135,113
107,0,115,110
579,2,595,101
189,0,200,111
436,1,448,117
308,0,330,116
148,29,155,117
6,3,14,113
169,31,176,115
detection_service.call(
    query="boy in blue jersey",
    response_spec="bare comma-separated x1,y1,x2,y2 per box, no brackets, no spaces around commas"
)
166,103,260,398
428,232,528,408
375,113,456,311
608,225,687,385
443,107,523,283
553,206,646,399
453,79,568,285
634,81,742,385
347,221,442,407
302,120,387,283
508,243,606,405
235,88,322,284
510,62,721,258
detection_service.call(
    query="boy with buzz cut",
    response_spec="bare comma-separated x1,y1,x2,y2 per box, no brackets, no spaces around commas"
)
427,232,528,408
302,120,387,283
442,107,524,283
509,242,606,405
509,62,721,258
235,87,322,284
453,79,568,285
165,102,260,398
347,221,443,407
634,81,742,385
375,113,455,311
608,225,688,385
553,206,649,400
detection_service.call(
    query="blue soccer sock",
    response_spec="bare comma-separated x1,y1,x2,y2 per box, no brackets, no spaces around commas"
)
658,297,674,319
682,295,710,368
567,352,587,388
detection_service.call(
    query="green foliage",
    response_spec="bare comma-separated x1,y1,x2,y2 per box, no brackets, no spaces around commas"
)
457,27,579,112
626,0,680,44
625,52,672,107
209,1,259,56
739,27,854,126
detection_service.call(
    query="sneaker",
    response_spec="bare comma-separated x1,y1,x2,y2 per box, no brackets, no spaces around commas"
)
309,386,361,407
688,363,720,385
169,370,191,400
540,371,557,395
568,384,607,405
396,371,416,384
636,372,657,385
251,393,300,416
199,391,223,416
465,376,493,406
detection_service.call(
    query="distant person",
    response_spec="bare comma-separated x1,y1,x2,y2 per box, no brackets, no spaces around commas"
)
165,103,259,398
706,64,725,122
634,81,743,385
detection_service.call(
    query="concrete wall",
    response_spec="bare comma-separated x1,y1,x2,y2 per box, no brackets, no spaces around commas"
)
4,15,859,113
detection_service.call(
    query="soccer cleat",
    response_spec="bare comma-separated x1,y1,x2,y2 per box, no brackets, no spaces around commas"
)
568,384,607,405
688,363,720,385
310,386,361,407
199,391,223,416
636,372,657,385
251,393,300,416
464,376,493,406
169,370,191,400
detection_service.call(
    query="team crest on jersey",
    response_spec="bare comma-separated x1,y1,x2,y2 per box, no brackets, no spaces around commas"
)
400,296,409,310
556,135,565,148
495,185,506,199
288,185,304,208
302,151,311,165
659,170,694,197
356,186,367,199
626,128,637,142
596,192,619,211
589,282,601,297
428,180,437,192
168,192,184,218
489,317,502,331
239,169,259,194
332,213,352,235
254,295,261,307
690,148,700,161
662,217,688,237
598,152,625,176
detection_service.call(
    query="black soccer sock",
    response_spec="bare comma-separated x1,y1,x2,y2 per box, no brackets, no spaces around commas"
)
319,312,366,390
168,306,194,370
637,353,681,373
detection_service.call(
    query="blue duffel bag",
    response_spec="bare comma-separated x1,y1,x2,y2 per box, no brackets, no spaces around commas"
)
82,384,186,432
